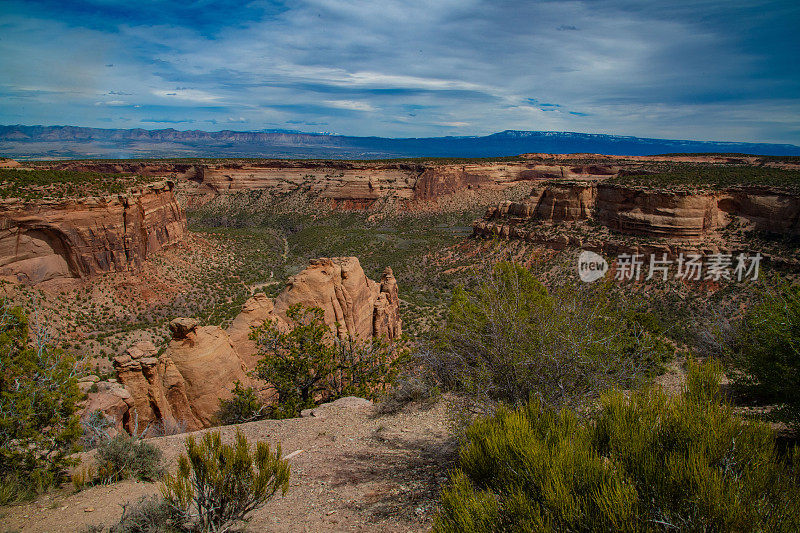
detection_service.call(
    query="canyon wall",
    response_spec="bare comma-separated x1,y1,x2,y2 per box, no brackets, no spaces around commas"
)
45,159,619,209
0,181,186,283
198,161,617,207
475,182,800,251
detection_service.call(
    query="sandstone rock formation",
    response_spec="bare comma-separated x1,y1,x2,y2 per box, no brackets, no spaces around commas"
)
43,159,623,210
476,182,800,246
0,181,186,283
35,155,799,217
80,380,133,435
113,326,251,433
227,292,282,368
272,257,402,341
109,257,401,433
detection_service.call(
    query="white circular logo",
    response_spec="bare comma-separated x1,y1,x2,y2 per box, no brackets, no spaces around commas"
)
577,250,608,282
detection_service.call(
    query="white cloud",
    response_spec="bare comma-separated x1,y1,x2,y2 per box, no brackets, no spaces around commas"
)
0,0,797,143
151,88,222,103
323,100,376,112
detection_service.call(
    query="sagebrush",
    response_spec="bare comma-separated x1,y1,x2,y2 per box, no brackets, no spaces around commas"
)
425,261,672,411
95,434,164,484
161,430,290,532
435,359,800,532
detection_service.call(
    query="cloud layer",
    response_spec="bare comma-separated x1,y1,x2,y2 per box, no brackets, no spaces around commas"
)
1,0,798,143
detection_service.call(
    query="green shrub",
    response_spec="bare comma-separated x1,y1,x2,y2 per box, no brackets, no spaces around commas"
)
377,372,440,415
161,430,290,532
111,495,182,533
435,359,800,532
729,283,800,425
96,434,164,483
0,302,82,502
427,261,671,411
252,304,401,418
215,381,267,425
252,305,335,417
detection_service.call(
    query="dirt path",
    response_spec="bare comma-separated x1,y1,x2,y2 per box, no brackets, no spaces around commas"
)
2,399,454,533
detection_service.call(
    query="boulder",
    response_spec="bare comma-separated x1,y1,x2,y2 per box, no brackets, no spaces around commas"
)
169,317,199,339
127,341,157,359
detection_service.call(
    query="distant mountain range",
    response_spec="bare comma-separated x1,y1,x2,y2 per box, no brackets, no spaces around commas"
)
2,125,799,160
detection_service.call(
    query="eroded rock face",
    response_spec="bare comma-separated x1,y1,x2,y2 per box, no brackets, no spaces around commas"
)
0,181,186,284
374,267,402,340
477,182,800,243
227,292,280,369
594,186,718,238
80,380,133,434
273,257,402,341
114,327,251,433
198,161,615,208
111,257,401,433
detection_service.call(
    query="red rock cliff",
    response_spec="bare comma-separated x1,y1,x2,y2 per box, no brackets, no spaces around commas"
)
0,181,187,283
477,182,800,242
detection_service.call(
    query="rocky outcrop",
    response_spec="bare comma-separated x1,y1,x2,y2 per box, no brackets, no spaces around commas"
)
227,292,281,368
0,181,186,283
477,182,800,243
112,257,401,433
113,326,251,433
373,267,402,340
79,377,133,435
717,187,800,235
199,161,616,208
161,321,253,428
272,257,402,341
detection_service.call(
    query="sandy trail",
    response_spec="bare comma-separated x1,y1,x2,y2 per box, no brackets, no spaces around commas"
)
2,400,453,533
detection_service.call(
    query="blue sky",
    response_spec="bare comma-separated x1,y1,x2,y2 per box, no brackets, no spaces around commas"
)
1,0,798,143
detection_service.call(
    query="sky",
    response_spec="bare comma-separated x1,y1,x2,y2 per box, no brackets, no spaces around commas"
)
1,0,798,144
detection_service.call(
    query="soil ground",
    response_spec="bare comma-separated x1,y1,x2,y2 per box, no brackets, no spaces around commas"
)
1,399,454,533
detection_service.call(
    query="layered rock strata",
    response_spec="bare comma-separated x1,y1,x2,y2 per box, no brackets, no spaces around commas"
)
44,159,620,209
476,182,800,245
0,181,186,283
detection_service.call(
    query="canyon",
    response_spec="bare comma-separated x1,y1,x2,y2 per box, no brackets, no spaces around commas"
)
3,154,798,284
43,157,629,210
